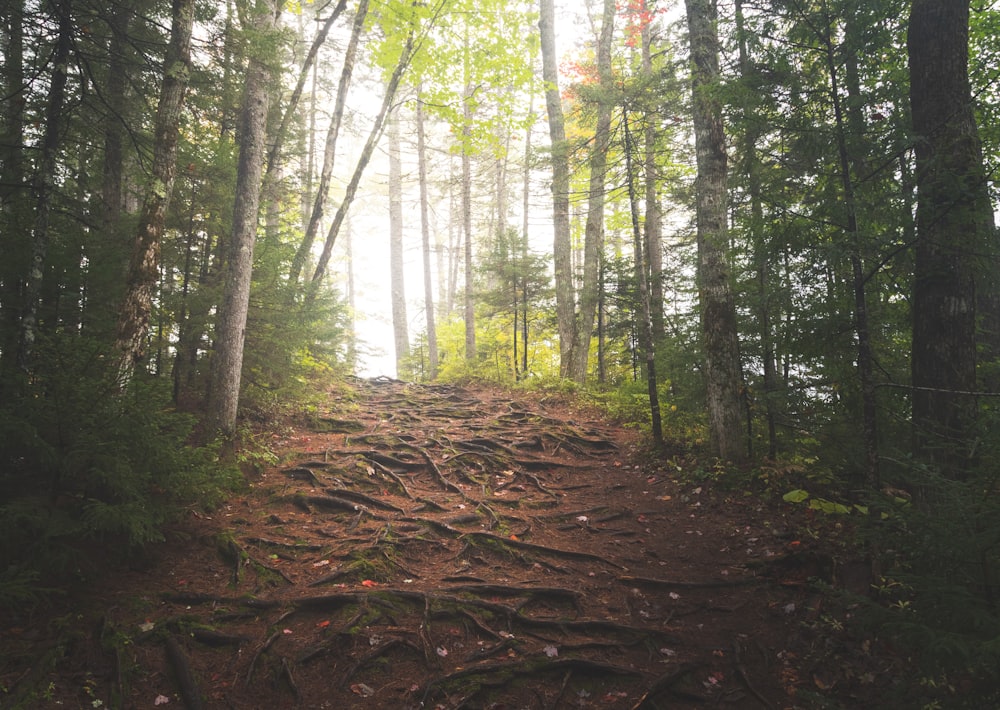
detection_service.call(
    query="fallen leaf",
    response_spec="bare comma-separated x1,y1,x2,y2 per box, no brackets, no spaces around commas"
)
361,579,378,587
350,683,375,697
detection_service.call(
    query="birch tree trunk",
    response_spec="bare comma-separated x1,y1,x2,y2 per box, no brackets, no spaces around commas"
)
538,0,574,377
208,0,279,434
417,93,439,379
289,0,368,287
114,0,196,386
641,8,664,342
388,110,409,375
685,0,745,463
310,31,415,287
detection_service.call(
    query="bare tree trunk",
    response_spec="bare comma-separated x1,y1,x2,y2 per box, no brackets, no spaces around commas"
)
641,8,664,342
388,109,409,375
17,0,72,369
208,0,279,434
461,26,476,361
266,0,348,175
1,0,27,369
685,0,745,463
909,0,992,475
447,153,459,317
735,0,777,458
569,0,614,383
538,0,573,377
417,93,438,379
344,215,357,369
625,110,662,445
289,0,368,287
520,94,534,380
819,16,880,487
310,31,416,287
114,0,196,385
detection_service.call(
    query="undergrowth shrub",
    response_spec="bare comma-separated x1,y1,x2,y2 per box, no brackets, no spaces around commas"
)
859,426,1000,705
0,337,240,611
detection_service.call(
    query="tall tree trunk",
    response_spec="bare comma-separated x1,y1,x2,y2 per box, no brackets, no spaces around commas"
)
388,109,409,375
17,0,72,369
461,26,476,361
208,0,279,434
520,95,534,380
266,0,348,176
538,0,574,377
641,7,664,342
344,215,357,368
114,0,196,386
685,0,745,463
735,0,777,458
0,0,26,370
820,14,879,487
417,93,438,379
569,0,614,384
309,31,415,287
908,0,992,475
289,0,368,287
625,109,662,445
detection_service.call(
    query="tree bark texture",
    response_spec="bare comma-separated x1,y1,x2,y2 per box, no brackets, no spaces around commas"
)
208,0,280,434
538,0,574,377
685,0,745,463
388,110,409,374
114,0,196,386
417,94,439,379
569,0,615,384
462,28,476,361
625,110,663,445
908,0,992,473
641,9,664,343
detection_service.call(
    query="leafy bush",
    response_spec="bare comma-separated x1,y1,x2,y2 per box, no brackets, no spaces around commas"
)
0,336,240,611
858,433,1000,702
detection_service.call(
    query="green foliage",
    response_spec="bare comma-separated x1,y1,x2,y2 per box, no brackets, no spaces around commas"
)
0,336,240,611
856,427,1000,696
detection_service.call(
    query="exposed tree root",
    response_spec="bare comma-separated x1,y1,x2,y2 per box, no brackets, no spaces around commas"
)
629,663,701,709
164,634,204,710
462,530,625,568
617,574,757,589
419,657,643,705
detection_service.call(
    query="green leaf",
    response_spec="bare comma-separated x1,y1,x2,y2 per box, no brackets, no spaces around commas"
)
782,489,810,503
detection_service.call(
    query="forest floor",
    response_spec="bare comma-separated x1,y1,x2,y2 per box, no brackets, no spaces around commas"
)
2,377,897,709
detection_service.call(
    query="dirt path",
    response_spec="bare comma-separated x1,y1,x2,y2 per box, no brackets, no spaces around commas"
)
7,378,829,709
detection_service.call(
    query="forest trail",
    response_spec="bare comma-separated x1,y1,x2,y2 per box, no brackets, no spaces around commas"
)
9,378,835,709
